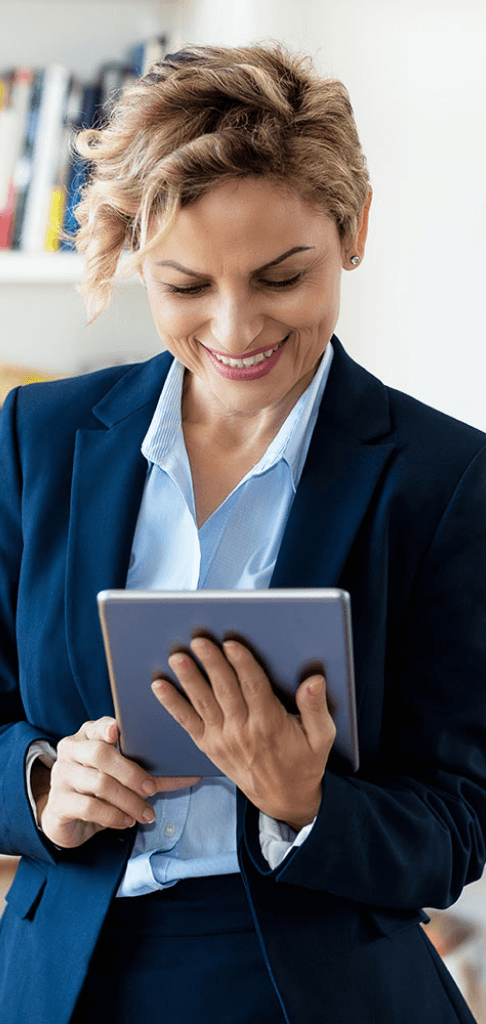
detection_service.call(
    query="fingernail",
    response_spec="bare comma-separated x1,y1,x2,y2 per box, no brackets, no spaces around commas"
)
192,637,208,650
142,808,156,823
307,678,323,696
152,680,168,693
168,654,188,669
123,816,135,827
141,779,157,796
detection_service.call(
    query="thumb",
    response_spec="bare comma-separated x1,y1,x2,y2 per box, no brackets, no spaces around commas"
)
295,675,336,751
105,719,119,744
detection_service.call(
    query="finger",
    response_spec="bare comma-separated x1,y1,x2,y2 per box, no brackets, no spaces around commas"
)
58,726,158,800
47,785,140,832
152,776,202,792
56,763,157,825
189,638,249,720
152,671,207,741
295,675,337,753
83,717,118,744
220,640,277,714
169,650,224,725
156,644,228,728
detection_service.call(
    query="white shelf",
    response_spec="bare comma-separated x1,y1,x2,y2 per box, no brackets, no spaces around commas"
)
0,251,139,284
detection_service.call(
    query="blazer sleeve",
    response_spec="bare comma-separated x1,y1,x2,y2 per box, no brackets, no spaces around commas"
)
0,389,60,864
242,441,486,911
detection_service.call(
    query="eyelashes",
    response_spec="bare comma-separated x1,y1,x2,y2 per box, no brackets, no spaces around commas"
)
164,273,304,297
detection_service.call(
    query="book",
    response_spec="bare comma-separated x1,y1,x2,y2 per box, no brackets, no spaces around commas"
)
10,69,44,250
59,81,101,251
18,64,70,252
127,35,168,77
0,68,34,250
46,75,84,251
1,31,171,254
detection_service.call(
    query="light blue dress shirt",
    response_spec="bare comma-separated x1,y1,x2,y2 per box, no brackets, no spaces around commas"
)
115,342,334,896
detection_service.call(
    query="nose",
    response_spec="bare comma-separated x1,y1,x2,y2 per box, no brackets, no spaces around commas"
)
208,291,264,355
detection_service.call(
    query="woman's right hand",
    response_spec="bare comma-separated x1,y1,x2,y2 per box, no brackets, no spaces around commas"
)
32,716,201,849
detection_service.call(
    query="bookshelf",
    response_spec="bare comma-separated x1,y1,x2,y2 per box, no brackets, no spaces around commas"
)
0,0,179,281
0,0,181,372
0,251,137,284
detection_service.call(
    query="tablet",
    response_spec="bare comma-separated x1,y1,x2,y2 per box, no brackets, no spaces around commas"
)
97,588,359,776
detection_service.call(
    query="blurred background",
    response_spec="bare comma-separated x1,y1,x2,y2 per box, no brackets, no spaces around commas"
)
1,1,486,1016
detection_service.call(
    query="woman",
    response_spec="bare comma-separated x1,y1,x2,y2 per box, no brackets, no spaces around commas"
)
1,43,485,1024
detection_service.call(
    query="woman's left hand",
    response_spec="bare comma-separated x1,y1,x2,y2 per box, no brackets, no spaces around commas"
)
151,637,336,831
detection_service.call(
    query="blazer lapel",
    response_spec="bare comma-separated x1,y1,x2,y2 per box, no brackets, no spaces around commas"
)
270,337,396,590
65,353,173,720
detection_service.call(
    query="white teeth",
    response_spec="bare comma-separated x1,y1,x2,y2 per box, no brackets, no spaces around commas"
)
213,340,285,367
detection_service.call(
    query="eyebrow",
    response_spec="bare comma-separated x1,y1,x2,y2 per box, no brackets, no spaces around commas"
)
153,246,316,278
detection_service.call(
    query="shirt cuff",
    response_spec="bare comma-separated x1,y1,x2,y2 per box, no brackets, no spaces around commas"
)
25,740,57,828
258,811,317,870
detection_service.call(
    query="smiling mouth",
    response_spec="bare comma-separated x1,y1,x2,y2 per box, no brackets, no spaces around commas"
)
207,336,289,369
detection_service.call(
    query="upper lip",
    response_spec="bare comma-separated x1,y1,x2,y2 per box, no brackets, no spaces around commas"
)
203,335,289,359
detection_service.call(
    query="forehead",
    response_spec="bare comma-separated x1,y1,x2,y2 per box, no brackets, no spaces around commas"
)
147,178,339,260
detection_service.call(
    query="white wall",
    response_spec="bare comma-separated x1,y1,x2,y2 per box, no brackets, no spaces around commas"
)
179,0,486,431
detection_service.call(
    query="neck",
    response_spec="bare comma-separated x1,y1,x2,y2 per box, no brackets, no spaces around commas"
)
181,367,316,450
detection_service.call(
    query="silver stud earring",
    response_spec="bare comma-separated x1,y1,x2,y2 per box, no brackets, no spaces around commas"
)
350,255,360,266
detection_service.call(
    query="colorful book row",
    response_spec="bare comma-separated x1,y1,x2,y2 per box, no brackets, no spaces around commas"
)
0,35,168,254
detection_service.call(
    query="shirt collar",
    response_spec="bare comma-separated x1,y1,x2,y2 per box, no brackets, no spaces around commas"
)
141,341,334,489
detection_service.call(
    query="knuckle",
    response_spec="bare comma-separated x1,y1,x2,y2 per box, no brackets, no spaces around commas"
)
90,739,112,768
56,735,74,760
91,770,108,798
49,759,64,788
78,794,97,821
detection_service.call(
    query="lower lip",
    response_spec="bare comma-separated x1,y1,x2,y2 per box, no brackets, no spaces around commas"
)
204,338,288,381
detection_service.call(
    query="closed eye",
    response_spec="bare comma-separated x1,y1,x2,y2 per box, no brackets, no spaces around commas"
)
164,273,304,297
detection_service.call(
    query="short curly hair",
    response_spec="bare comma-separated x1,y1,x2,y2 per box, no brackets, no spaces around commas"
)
66,42,370,324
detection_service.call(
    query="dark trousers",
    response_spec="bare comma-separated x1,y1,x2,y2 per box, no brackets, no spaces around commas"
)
70,873,287,1023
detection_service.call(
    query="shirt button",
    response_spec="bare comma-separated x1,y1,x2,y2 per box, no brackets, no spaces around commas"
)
163,823,177,837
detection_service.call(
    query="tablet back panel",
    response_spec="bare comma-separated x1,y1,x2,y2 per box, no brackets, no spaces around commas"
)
98,589,358,776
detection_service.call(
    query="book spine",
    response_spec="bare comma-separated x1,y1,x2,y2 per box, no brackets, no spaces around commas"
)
19,64,70,252
93,61,138,129
141,35,169,76
0,72,14,209
0,68,34,250
11,69,44,250
60,81,100,251
45,75,82,251
126,35,169,78
0,72,14,248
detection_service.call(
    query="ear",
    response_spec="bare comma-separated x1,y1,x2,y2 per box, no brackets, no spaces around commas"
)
343,187,372,270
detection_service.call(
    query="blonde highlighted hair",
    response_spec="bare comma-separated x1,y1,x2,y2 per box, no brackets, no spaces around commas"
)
66,43,370,324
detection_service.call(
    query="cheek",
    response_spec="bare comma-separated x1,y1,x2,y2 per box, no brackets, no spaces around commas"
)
290,295,338,338
151,302,187,336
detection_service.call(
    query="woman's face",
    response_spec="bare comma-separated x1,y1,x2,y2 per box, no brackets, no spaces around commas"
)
142,177,369,420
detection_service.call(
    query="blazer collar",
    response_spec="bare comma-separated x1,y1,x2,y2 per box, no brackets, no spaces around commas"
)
91,350,174,427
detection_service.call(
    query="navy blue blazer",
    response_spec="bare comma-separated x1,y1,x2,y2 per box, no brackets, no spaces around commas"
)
1,336,486,1024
